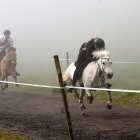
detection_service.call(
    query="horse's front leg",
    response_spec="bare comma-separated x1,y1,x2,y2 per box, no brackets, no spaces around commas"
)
86,89,94,104
5,77,8,88
13,76,19,87
104,83,112,109
107,90,112,109
0,76,6,93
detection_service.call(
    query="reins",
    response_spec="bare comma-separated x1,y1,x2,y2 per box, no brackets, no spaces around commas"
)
96,57,111,87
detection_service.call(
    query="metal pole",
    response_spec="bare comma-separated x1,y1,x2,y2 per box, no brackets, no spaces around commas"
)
66,52,69,68
54,55,75,140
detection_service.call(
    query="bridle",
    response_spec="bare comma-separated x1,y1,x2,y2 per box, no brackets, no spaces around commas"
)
100,57,111,72
97,57,111,73
3,52,16,67
96,57,111,87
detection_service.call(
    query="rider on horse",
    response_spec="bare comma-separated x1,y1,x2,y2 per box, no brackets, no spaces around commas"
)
67,38,105,93
0,30,20,76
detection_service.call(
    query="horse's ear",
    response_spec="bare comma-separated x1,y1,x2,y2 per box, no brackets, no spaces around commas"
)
90,38,96,42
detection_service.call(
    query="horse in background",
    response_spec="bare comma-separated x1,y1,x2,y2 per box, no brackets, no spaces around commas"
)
63,50,113,115
0,43,18,93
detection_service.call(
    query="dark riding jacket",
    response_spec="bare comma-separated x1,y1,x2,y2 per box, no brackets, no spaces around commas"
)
79,40,96,64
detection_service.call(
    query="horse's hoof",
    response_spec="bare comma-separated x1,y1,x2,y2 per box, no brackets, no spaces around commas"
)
81,105,86,109
1,90,4,94
80,112,86,116
1,87,5,90
107,104,112,109
5,83,8,88
87,96,94,104
15,84,19,87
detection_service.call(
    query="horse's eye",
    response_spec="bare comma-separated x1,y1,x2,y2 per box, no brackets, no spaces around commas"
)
103,62,105,65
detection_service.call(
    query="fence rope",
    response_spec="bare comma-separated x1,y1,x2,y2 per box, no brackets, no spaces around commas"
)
0,81,64,89
17,58,140,63
0,80,140,93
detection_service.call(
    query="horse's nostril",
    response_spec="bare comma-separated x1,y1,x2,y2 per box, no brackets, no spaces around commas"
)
12,63,16,67
107,73,113,78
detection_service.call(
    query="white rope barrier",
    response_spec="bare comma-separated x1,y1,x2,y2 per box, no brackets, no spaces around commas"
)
65,86,140,93
0,80,140,93
0,81,64,89
17,58,140,63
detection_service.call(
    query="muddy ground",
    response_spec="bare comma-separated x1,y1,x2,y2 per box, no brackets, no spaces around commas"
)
0,89,140,140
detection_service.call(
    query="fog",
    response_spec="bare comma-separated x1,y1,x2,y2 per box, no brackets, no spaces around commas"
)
0,0,140,88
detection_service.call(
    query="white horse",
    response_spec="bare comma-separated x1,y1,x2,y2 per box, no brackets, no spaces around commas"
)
63,50,113,115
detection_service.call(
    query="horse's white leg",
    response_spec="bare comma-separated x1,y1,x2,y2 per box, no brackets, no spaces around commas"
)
107,90,112,109
86,90,94,104
79,89,86,115
103,83,112,109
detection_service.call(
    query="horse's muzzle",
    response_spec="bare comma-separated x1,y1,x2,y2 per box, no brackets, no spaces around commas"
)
107,73,113,79
12,61,17,67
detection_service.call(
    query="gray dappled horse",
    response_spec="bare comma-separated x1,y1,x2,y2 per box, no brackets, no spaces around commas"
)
63,51,113,115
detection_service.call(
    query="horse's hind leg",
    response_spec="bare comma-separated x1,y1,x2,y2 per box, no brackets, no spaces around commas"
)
86,90,94,104
79,89,86,116
73,89,83,105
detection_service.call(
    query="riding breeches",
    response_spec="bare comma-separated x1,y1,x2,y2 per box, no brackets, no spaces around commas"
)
72,52,87,86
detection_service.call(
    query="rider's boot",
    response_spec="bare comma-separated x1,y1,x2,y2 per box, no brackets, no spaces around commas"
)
67,86,74,93
16,72,20,76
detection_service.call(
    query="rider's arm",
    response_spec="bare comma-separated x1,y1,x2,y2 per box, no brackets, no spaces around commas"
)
0,39,7,47
85,41,95,63
79,42,87,53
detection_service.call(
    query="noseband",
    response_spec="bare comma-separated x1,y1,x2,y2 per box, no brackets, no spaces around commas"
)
3,53,16,66
97,57,111,74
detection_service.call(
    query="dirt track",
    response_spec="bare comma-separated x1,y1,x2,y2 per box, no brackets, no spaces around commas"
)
0,90,140,140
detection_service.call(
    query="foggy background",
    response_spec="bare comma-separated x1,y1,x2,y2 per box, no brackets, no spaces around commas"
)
0,0,140,89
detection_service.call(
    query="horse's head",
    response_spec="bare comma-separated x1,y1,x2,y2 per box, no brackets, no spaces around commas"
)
6,47,17,67
2,42,13,52
93,51,113,79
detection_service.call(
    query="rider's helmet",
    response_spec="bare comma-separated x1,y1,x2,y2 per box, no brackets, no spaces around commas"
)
94,38,105,50
4,30,11,35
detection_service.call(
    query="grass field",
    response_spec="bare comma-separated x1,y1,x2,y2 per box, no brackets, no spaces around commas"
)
0,131,28,140
7,62,140,109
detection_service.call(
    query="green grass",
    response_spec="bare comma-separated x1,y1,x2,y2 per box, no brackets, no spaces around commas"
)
93,91,140,108
0,131,28,140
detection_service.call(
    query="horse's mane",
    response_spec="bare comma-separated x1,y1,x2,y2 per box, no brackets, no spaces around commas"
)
6,47,16,52
92,50,110,59
3,42,16,52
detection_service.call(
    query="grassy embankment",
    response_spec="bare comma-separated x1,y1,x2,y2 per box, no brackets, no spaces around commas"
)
0,131,28,140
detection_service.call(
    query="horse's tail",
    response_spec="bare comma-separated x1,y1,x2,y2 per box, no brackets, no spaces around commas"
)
62,71,67,83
